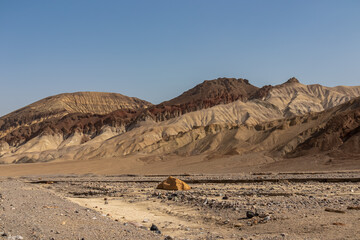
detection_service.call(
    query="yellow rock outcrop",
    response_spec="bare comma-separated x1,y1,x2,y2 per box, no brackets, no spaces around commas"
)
156,176,191,190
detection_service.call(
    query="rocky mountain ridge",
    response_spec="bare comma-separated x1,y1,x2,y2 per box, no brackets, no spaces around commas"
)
1,77,360,164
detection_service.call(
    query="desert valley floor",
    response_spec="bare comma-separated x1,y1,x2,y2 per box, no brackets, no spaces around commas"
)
0,157,359,240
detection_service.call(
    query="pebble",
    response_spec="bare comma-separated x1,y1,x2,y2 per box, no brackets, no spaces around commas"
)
234,223,243,228
246,211,257,219
8,236,24,240
150,224,161,234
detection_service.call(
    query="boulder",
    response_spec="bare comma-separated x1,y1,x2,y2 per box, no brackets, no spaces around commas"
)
156,176,191,191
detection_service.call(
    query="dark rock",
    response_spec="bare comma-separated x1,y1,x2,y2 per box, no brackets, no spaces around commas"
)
246,211,258,218
150,224,161,234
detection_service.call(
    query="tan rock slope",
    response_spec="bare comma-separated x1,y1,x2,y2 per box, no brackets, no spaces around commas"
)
136,77,259,122
0,92,151,147
0,78,360,166
0,92,151,134
255,77,360,117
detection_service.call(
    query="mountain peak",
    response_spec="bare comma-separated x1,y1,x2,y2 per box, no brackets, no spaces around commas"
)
212,77,250,85
285,77,300,84
162,77,258,106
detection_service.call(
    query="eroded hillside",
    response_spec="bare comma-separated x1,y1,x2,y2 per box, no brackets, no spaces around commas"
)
1,78,360,164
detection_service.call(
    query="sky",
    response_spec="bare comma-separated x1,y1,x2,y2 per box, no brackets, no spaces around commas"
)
1,0,360,117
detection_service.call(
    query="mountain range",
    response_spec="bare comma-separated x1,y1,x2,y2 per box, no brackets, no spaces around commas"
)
0,77,359,172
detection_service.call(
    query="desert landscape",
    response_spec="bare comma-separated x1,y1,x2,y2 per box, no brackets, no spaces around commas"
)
0,77,359,239
2,1,360,239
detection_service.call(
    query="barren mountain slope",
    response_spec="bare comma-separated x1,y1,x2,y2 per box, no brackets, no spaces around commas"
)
0,92,151,146
1,78,360,165
137,77,259,122
139,77,360,122
164,77,258,105
254,77,360,117
287,97,360,157
88,97,360,158
3,95,360,165
0,92,151,134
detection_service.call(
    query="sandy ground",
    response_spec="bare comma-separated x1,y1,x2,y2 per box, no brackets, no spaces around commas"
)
0,173,357,240
0,180,161,240
0,153,359,177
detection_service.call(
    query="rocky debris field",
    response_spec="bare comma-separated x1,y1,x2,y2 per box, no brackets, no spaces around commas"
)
0,179,161,240
10,172,358,240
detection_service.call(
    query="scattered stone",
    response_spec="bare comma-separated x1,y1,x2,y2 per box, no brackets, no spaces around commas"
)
234,223,244,228
252,217,259,225
258,213,269,218
325,208,345,214
333,222,345,226
246,211,257,218
347,206,360,210
222,196,229,200
150,224,161,234
8,236,24,240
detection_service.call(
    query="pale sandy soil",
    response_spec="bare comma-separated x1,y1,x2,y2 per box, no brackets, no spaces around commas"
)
0,180,161,240
0,153,359,177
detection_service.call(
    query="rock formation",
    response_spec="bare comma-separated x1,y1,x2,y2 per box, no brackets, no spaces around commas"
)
0,77,360,165
156,176,191,190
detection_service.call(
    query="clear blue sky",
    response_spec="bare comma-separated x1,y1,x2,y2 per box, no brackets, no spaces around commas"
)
1,0,360,116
